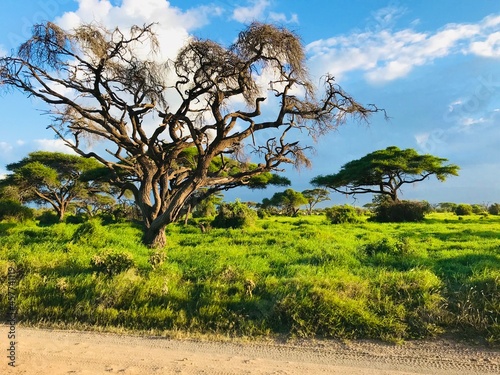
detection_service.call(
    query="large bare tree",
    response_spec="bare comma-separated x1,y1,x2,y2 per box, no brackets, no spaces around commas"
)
0,22,380,247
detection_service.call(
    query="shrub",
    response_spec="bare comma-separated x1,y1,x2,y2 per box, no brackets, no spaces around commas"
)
372,200,429,222
454,203,473,216
0,200,34,222
325,205,360,224
363,237,414,257
72,220,102,242
90,250,135,276
488,203,500,215
257,208,271,219
37,210,60,225
148,250,166,269
212,200,257,229
65,214,88,224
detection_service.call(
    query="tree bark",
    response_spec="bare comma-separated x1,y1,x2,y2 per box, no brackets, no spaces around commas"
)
57,207,65,222
143,225,167,248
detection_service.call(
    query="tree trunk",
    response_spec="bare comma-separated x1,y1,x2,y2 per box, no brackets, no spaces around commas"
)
143,225,167,248
57,207,65,222
183,203,192,225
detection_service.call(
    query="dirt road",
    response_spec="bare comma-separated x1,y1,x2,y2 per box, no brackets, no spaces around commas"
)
1,326,499,374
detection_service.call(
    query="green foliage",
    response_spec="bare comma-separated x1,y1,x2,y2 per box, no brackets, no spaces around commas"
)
0,200,34,222
325,205,360,224
488,203,500,215
4,151,108,221
263,189,308,216
36,210,60,226
212,200,257,228
372,200,430,222
455,203,473,216
363,237,416,257
90,250,135,276
312,146,459,202
435,202,457,212
148,250,166,269
192,192,223,218
302,188,330,214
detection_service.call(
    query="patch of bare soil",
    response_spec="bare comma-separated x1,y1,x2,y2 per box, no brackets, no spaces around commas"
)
2,326,499,374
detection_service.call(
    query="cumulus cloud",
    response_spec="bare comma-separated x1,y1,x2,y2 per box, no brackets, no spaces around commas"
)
232,0,270,23
231,0,297,25
55,0,223,60
33,139,78,154
269,12,298,24
306,12,500,84
470,31,500,57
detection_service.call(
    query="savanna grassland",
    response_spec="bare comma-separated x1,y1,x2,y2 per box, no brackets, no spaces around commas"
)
1,213,499,344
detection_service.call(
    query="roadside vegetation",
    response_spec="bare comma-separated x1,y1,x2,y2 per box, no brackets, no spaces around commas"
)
1,210,498,345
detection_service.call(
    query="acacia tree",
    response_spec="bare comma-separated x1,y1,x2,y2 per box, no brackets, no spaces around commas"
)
302,188,330,214
263,188,308,216
0,22,380,247
311,146,459,202
4,151,107,221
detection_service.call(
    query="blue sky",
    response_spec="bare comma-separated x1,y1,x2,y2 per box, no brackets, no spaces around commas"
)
0,0,499,206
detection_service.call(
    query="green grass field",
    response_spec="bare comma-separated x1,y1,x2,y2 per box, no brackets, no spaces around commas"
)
1,213,499,344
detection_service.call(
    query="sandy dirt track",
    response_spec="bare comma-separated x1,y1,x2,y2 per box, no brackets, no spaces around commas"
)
1,326,499,375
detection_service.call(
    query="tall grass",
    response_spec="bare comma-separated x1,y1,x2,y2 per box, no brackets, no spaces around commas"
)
0,214,499,343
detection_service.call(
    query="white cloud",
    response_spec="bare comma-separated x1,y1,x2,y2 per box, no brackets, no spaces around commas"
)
0,142,13,155
269,12,298,24
470,31,500,57
232,0,270,23
55,0,223,61
306,12,500,84
33,139,78,154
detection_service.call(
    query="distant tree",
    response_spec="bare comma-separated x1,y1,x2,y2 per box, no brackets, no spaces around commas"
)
471,204,487,215
0,22,380,247
302,188,330,215
312,146,459,202
488,203,500,215
4,151,107,221
192,191,224,218
76,193,116,218
436,202,458,213
264,188,308,216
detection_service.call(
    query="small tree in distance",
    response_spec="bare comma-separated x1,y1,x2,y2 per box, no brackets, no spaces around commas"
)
4,151,108,221
262,189,308,216
0,22,381,247
302,188,330,215
312,146,459,202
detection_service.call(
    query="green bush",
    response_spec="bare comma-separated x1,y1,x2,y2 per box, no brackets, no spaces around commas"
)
372,200,429,222
212,200,257,229
0,200,34,222
90,250,135,276
488,203,500,215
325,205,360,224
363,237,415,257
65,214,88,224
37,210,60,225
454,203,473,216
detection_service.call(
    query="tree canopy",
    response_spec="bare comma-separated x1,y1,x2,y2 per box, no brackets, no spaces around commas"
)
302,188,330,214
0,22,380,247
311,146,459,202
4,151,107,221
262,188,308,216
